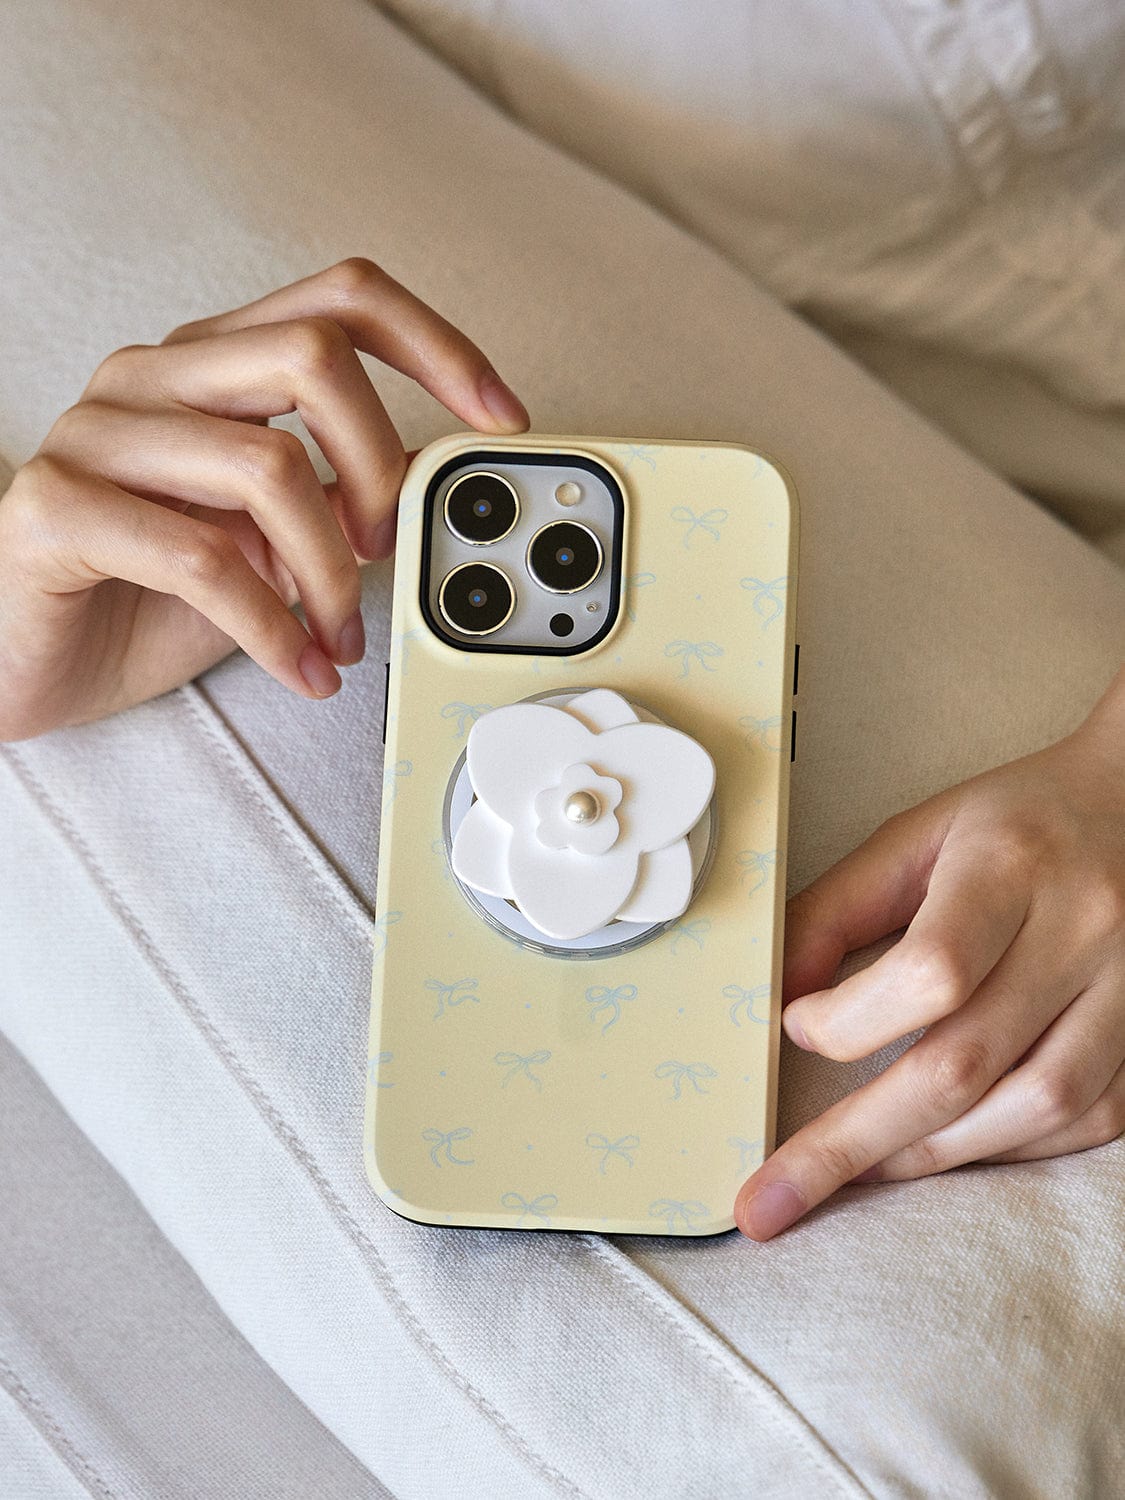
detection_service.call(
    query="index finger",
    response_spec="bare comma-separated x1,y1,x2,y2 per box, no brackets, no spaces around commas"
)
163,257,530,434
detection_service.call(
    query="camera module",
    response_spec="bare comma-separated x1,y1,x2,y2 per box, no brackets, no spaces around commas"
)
526,521,603,594
444,470,520,545
438,562,515,636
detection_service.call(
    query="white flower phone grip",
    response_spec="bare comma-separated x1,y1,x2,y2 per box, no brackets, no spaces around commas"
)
446,688,717,956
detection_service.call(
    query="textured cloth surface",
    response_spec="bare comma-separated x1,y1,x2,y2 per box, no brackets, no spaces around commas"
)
379,0,1125,563
0,1037,392,1500
1,0,1124,1497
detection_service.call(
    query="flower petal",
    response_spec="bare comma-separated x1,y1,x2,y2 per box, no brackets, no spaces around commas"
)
450,800,514,898
467,704,591,826
591,723,715,852
508,836,639,940
560,688,639,733
615,839,693,923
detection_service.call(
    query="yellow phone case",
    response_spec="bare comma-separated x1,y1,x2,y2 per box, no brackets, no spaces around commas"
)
365,432,799,1234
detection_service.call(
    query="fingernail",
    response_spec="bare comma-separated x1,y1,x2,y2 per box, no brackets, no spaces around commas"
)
335,609,366,666
478,370,530,431
738,1181,806,1241
298,641,341,697
784,1013,815,1051
370,513,398,560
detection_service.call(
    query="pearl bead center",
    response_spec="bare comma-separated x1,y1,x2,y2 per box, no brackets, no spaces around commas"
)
564,790,601,825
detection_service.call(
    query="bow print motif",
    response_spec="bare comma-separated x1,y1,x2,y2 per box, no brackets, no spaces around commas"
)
655,1060,718,1099
585,984,638,1034
740,575,788,629
367,1052,394,1088
625,570,656,621
440,701,492,739
669,919,711,954
424,976,481,1019
372,910,402,957
494,1049,552,1089
736,847,778,894
671,505,729,547
383,759,413,805
585,1133,640,1173
739,713,784,752
500,1192,558,1226
664,640,724,677
728,1136,765,1173
422,1127,475,1167
622,444,658,470
649,1199,711,1232
723,982,772,1027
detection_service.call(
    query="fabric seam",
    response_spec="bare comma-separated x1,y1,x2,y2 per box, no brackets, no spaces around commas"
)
0,1350,117,1500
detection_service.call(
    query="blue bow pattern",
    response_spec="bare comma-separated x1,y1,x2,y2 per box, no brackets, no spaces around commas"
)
724,982,772,1027
738,713,784,752
367,1051,394,1088
740,575,788,629
728,1136,765,1173
668,918,711,954
625,570,656,621
649,1199,711,1232
494,1049,552,1089
671,505,729,547
664,640,724,677
585,1133,640,1173
422,1126,475,1167
585,984,638,1033
391,626,423,675
372,909,402,957
383,759,413,805
622,444,658,470
424,976,481,1019
500,1192,558,1226
736,847,778,894
655,1060,718,1099
440,701,492,740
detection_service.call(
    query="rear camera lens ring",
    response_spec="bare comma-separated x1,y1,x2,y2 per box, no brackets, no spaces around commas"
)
443,470,520,545
526,521,603,595
437,561,516,637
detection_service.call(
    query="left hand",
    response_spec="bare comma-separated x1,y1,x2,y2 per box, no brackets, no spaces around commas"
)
735,672,1125,1240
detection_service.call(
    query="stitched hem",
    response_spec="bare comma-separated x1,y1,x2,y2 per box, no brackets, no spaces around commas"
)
0,1351,117,1500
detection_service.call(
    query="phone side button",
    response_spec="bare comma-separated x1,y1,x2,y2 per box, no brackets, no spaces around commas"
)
792,641,800,697
381,661,390,745
790,709,797,763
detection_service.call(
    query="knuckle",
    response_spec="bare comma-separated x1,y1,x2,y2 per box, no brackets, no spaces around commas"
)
1023,1068,1086,1135
284,315,349,378
240,427,310,491
1084,873,1125,942
1,455,67,539
990,822,1044,879
900,938,967,1017
321,255,386,302
174,525,240,587
916,1035,995,1114
84,343,150,396
810,1134,866,1186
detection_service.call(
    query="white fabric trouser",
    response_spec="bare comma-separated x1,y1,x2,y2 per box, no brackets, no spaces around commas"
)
1,2,1123,1497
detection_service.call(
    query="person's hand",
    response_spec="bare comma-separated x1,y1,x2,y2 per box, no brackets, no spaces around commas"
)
0,258,530,741
736,669,1125,1240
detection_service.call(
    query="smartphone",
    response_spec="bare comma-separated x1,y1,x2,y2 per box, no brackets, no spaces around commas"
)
364,432,798,1234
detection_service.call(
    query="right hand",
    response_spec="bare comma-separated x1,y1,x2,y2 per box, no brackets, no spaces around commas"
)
0,257,530,741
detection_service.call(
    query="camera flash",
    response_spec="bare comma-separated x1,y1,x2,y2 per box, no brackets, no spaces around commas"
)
554,481,582,507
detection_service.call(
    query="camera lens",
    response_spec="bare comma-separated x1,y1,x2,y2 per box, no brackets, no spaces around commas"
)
527,521,603,594
438,562,515,636
444,471,519,545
